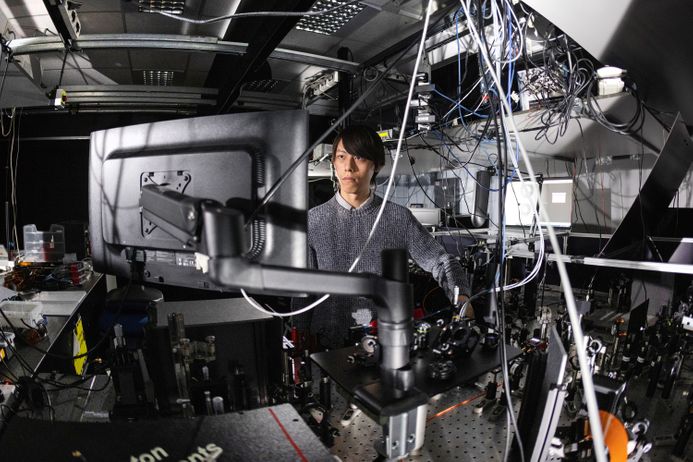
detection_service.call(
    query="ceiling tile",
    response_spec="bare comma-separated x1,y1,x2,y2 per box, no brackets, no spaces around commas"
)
280,29,342,55
8,14,56,38
124,11,187,34
129,50,189,71
94,68,134,85
182,70,210,87
0,74,48,107
187,53,216,72
0,0,48,20
84,49,131,70
268,60,311,81
43,68,117,87
200,0,241,17
76,0,123,13
40,52,93,70
79,12,124,34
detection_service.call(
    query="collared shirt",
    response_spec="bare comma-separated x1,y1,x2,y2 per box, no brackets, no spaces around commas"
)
335,190,374,210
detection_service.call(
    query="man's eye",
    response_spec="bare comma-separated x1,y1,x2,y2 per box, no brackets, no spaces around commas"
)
354,156,362,161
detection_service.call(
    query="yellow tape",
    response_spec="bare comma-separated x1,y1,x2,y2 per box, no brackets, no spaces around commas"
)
73,316,87,375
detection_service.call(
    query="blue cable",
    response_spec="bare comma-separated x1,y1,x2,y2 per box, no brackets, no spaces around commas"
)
433,89,488,119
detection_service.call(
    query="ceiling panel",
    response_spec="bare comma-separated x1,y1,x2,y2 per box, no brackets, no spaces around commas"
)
187,52,216,71
341,10,419,49
184,70,211,87
280,29,343,55
186,22,229,40
43,67,117,87
277,7,423,64
0,0,439,112
123,11,187,34
0,0,48,21
200,0,241,16
79,12,124,34
7,13,55,37
85,49,131,71
268,60,312,81
0,71,48,107
128,50,190,72
41,52,93,71
75,0,122,13
95,67,134,85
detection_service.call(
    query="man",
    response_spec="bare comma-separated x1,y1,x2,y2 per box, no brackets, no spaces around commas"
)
296,125,471,349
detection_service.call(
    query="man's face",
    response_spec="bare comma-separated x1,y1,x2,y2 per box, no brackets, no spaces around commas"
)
333,140,376,195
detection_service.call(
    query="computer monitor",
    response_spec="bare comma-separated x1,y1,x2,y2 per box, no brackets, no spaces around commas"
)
502,178,573,229
408,207,441,227
88,110,309,290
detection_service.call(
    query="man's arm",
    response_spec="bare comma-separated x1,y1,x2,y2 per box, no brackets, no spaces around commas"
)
405,211,472,306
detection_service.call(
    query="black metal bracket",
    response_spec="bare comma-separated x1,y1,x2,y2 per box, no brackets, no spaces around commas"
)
140,186,421,387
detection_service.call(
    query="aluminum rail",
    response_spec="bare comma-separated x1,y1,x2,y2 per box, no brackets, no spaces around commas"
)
8,34,361,74
509,248,693,275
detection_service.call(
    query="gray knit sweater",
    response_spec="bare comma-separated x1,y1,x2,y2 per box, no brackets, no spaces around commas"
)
295,194,470,348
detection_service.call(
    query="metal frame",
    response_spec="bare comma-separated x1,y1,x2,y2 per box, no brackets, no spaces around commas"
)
509,249,693,275
56,85,218,107
8,34,361,74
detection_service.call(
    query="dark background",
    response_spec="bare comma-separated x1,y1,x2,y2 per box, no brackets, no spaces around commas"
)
0,111,334,251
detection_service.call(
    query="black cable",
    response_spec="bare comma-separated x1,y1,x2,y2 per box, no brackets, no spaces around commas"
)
416,133,494,234
476,3,525,460
417,131,499,229
517,27,596,146
405,140,479,244
575,118,604,244
641,102,675,131
0,278,132,363
0,356,19,382
568,160,593,235
43,370,113,392
583,79,645,136
56,49,68,91
440,121,492,170
507,179,528,240
0,321,37,377
637,123,647,256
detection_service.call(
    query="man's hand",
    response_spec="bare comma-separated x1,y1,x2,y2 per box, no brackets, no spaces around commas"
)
457,294,474,319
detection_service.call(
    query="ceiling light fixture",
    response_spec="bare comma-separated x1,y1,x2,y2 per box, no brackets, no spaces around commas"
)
138,1,185,15
242,79,289,93
143,70,176,86
296,0,365,35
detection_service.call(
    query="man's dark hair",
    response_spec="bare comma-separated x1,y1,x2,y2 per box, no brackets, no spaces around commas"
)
332,125,386,182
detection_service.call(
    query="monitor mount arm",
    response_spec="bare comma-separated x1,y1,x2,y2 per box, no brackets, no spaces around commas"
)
140,185,428,459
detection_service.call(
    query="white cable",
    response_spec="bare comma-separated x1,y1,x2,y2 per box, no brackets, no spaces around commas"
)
241,290,329,318
459,1,607,460
503,411,512,462
495,136,546,292
449,96,545,296
0,106,14,137
241,0,435,317
348,0,433,272
159,0,363,25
